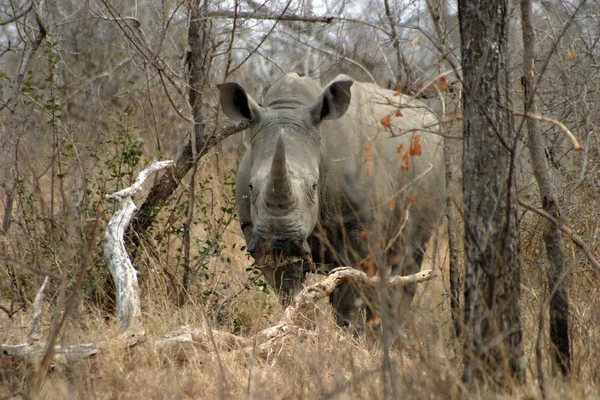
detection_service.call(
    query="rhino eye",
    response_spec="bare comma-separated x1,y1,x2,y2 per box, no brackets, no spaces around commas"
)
312,183,318,191
248,183,253,191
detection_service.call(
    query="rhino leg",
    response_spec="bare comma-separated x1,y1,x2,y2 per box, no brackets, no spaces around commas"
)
326,220,380,332
329,246,427,334
329,280,375,333
261,261,306,304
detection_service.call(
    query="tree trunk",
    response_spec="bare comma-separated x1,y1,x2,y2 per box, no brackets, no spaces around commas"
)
458,0,526,388
425,0,463,340
520,0,570,376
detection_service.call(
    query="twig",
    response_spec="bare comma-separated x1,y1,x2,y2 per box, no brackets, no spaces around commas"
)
132,121,249,238
515,112,583,151
519,199,600,272
0,3,32,26
32,212,102,395
206,10,335,23
205,9,397,36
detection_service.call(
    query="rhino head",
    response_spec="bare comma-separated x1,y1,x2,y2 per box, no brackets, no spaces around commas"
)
218,76,353,261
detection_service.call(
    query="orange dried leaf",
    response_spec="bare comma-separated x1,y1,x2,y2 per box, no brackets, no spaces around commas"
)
416,83,424,89
568,48,577,60
409,134,422,156
395,109,403,117
380,115,392,131
365,168,371,178
396,144,403,153
422,194,433,202
394,84,402,96
387,98,395,105
362,261,375,277
410,36,419,46
388,200,396,210
440,77,447,92
360,230,373,240
401,153,410,171
368,314,382,327
406,195,415,203
428,82,435,91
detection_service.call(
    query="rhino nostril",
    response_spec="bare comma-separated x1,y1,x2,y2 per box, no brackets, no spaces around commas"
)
246,241,257,254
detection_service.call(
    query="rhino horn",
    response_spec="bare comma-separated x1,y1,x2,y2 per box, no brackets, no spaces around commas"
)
265,135,295,210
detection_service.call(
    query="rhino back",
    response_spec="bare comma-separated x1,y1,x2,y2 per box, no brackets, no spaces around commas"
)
319,77,445,250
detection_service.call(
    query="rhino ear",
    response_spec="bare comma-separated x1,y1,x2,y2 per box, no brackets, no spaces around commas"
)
311,79,353,122
217,82,264,122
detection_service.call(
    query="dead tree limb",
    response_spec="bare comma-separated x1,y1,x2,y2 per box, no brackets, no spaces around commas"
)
105,160,174,333
207,10,335,23
27,276,49,343
515,112,583,151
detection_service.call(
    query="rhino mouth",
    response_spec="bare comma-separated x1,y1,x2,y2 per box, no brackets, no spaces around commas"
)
248,237,313,265
257,254,311,266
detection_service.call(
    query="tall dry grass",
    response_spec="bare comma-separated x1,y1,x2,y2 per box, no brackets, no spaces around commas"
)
2,161,599,399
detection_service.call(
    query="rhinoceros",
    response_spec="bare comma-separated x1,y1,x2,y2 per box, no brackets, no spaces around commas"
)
218,73,445,328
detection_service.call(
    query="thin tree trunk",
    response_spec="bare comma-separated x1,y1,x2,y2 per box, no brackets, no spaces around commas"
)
446,155,462,340
520,0,570,376
425,0,463,340
180,0,210,298
458,0,525,389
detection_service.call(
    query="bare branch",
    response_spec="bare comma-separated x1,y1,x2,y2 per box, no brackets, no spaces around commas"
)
0,3,32,26
2,263,434,366
207,9,394,36
519,199,600,272
158,268,436,359
207,10,335,23
515,112,583,151
0,333,143,364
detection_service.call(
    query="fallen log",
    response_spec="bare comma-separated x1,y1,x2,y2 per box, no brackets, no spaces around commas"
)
156,267,436,360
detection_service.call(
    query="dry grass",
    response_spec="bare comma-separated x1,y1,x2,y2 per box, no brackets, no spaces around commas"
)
2,195,600,399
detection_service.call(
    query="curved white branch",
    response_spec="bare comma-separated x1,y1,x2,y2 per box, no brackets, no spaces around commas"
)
28,276,49,343
104,160,173,332
106,160,174,200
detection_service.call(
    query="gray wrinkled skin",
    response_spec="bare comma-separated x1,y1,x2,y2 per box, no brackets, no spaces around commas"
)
218,74,446,332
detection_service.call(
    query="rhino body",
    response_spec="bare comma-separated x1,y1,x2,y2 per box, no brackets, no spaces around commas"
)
218,73,446,328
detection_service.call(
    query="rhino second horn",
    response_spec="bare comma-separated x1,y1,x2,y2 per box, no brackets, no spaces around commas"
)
265,135,295,210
